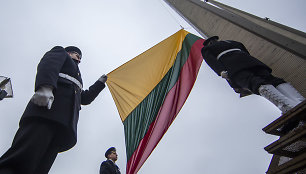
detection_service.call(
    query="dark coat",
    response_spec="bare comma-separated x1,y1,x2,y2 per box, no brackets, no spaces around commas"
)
21,46,105,152
100,160,121,174
201,40,271,77
201,40,271,92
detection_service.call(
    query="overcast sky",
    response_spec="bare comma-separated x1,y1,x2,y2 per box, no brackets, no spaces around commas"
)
0,0,305,174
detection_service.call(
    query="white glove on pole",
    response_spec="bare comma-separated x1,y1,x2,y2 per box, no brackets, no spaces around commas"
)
220,71,229,80
98,74,107,83
31,86,54,109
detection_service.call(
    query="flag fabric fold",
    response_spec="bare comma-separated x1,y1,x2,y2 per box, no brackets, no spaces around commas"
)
106,29,204,174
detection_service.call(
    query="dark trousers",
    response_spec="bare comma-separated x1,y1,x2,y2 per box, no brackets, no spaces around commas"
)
232,68,285,95
0,119,59,174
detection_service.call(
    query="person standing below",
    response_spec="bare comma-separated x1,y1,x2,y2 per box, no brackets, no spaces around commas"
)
0,46,107,174
201,36,305,114
100,147,121,174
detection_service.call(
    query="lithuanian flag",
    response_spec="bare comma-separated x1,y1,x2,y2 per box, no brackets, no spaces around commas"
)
106,29,204,174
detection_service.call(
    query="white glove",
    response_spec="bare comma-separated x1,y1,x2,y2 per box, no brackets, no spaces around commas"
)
220,71,229,80
98,74,107,83
31,86,54,109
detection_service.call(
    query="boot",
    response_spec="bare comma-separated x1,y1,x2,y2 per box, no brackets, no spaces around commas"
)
258,84,297,113
276,83,305,104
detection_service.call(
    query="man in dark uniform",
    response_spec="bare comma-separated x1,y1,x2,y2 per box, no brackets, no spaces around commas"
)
0,46,107,174
100,147,121,174
201,36,304,113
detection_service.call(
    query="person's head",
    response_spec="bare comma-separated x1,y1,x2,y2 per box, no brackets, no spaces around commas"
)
65,46,82,64
203,36,219,47
105,147,118,162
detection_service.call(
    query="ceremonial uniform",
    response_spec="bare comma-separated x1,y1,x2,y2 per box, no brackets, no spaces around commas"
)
0,46,106,174
202,38,285,95
201,36,304,113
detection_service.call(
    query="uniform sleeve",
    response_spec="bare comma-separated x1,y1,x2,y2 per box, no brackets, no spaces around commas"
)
201,47,226,75
81,80,105,105
35,46,67,91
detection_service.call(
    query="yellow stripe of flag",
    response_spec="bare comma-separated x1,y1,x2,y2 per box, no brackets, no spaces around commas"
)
107,30,189,121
